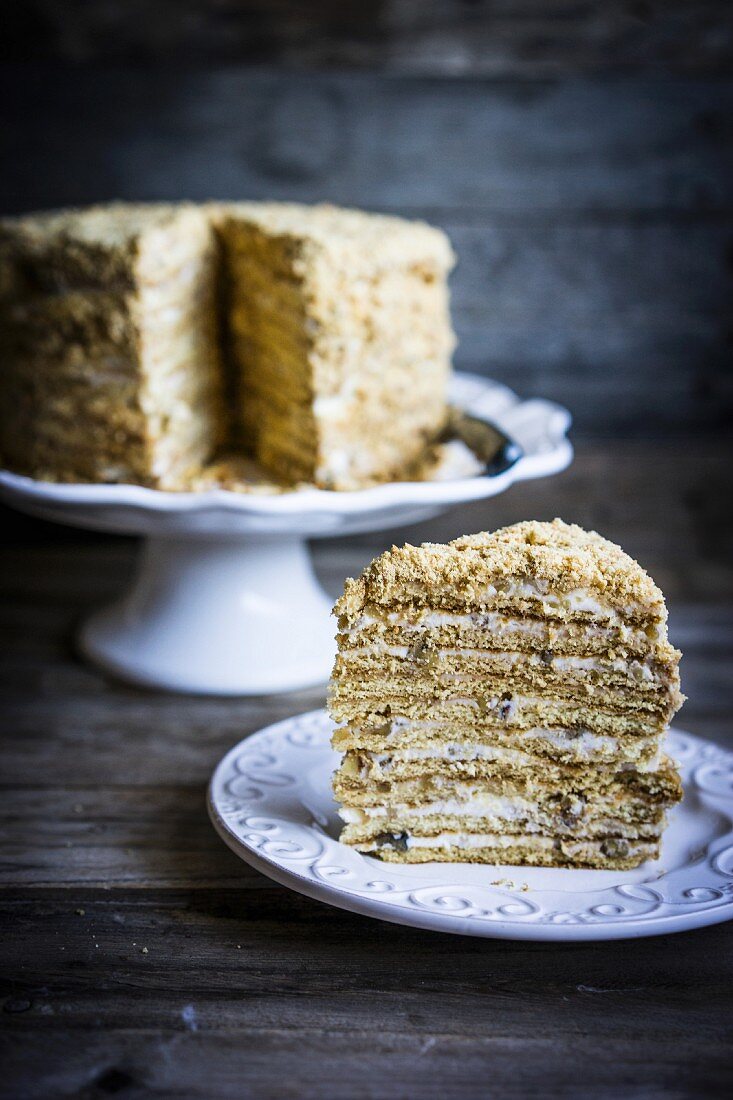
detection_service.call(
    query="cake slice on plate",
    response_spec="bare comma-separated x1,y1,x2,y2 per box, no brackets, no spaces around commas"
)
329,519,684,869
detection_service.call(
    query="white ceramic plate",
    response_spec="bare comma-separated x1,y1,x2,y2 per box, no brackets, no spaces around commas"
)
208,710,733,941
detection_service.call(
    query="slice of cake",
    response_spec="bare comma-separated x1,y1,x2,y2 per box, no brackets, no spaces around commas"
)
213,202,456,489
0,203,226,488
329,519,684,869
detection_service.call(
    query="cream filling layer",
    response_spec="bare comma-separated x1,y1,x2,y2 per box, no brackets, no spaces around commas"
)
372,716,630,750
341,792,551,825
354,832,656,854
477,581,648,620
360,731,659,772
346,609,658,647
341,791,662,828
366,743,539,771
347,585,655,629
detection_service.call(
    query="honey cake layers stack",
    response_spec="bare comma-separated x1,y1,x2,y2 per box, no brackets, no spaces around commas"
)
330,520,684,869
0,204,226,488
0,201,455,491
213,202,456,489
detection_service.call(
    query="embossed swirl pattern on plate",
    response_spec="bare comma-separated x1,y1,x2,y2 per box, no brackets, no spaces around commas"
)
210,710,733,933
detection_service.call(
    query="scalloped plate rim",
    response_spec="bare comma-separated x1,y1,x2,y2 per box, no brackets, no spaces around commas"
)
207,710,733,942
0,372,573,517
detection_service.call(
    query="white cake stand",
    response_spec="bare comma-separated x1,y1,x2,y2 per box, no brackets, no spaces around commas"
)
0,374,572,695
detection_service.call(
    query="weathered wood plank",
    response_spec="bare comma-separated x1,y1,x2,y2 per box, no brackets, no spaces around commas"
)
0,682,326,789
1,1028,729,1100
2,70,730,434
4,1,732,76
1,888,732,1097
447,220,733,434
0,787,251,887
2,69,730,217
1,890,732,1027
384,0,733,78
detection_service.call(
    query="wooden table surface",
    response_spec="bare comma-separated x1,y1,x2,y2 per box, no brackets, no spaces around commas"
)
2,440,732,1099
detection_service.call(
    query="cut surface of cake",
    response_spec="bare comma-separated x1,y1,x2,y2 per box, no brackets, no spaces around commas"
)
329,519,684,869
213,202,455,489
0,200,455,491
0,203,225,488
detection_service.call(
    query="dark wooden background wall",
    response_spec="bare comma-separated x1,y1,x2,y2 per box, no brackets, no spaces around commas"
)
2,1,733,441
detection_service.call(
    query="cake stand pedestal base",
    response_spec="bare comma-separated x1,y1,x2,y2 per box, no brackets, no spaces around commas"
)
78,535,335,695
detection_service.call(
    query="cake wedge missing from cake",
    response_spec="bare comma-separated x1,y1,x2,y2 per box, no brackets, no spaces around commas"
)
329,519,684,869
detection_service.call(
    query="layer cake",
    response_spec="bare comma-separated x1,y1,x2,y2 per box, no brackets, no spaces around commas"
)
0,201,455,491
329,519,684,869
